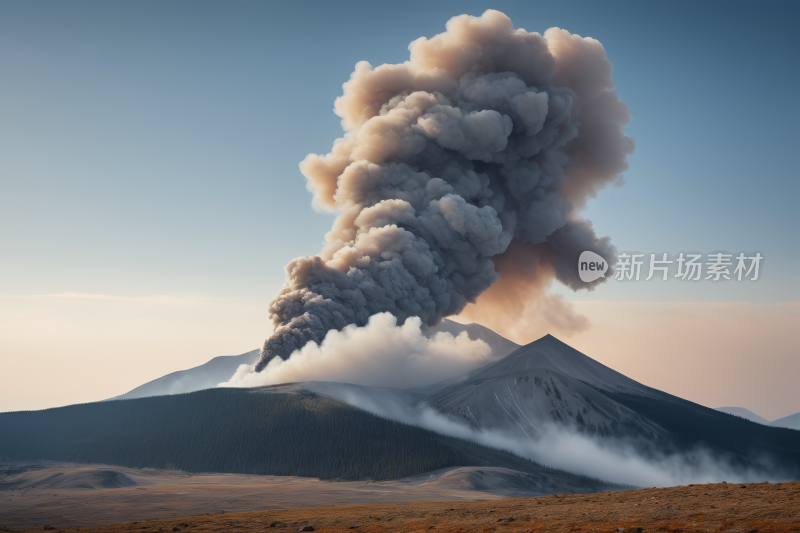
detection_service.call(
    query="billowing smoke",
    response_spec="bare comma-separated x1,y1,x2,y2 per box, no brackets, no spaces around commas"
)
222,312,492,389
257,10,633,371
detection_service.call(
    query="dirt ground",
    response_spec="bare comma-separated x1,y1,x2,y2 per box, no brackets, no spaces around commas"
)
0,462,550,529
4,480,799,533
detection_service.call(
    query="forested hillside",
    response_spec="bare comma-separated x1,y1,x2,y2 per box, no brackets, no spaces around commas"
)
600,389,800,475
0,389,605,487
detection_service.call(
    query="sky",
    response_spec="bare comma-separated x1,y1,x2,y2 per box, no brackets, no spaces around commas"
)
1,0,798,418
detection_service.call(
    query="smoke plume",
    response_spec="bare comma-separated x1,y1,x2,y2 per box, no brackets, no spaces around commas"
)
221,312,492,389
257,10,633,371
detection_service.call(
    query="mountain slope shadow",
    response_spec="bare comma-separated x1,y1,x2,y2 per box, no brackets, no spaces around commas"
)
420,334,800,477
0,389,619,493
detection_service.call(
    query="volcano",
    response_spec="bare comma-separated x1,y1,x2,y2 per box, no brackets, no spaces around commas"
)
421,335,667,442
92,324,800,483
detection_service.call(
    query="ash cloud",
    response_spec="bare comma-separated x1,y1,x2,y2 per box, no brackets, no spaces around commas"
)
257,10,632,371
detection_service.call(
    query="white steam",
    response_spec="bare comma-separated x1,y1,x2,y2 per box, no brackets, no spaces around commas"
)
220,315,786,487
338,388,787,487
220,312,491,389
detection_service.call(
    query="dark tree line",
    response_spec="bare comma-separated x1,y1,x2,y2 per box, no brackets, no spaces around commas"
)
0,389,593,483
599,389,800,476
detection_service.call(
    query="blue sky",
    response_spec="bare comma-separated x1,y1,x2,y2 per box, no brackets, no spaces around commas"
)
1,0,798,413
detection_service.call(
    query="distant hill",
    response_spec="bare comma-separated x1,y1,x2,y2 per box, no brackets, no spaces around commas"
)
111,349,260,400
0,389,614,493
771,412,800,431
111,319,518,401
421,319,520,360
712,407,800,431
714,407,771,425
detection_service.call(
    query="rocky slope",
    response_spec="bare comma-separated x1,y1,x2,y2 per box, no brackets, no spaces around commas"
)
423,335,668,441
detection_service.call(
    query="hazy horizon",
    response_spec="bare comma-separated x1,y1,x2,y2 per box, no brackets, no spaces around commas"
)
1,1,798,420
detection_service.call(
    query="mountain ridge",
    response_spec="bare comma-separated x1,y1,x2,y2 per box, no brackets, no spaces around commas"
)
422,334,670,442
0,388,620,493
714,407,771,426
110,319,520,401
4,327,799,485
110,349,260,400
273,333,800,477
772,412,800,431
712,407,800,430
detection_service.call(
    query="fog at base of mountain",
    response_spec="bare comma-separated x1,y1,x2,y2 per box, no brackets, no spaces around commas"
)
252,333,800,487
268,381,790,488
71,320,800,488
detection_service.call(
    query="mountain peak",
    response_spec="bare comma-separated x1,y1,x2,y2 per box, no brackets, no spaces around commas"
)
472,333,656,397
425,330,666,441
